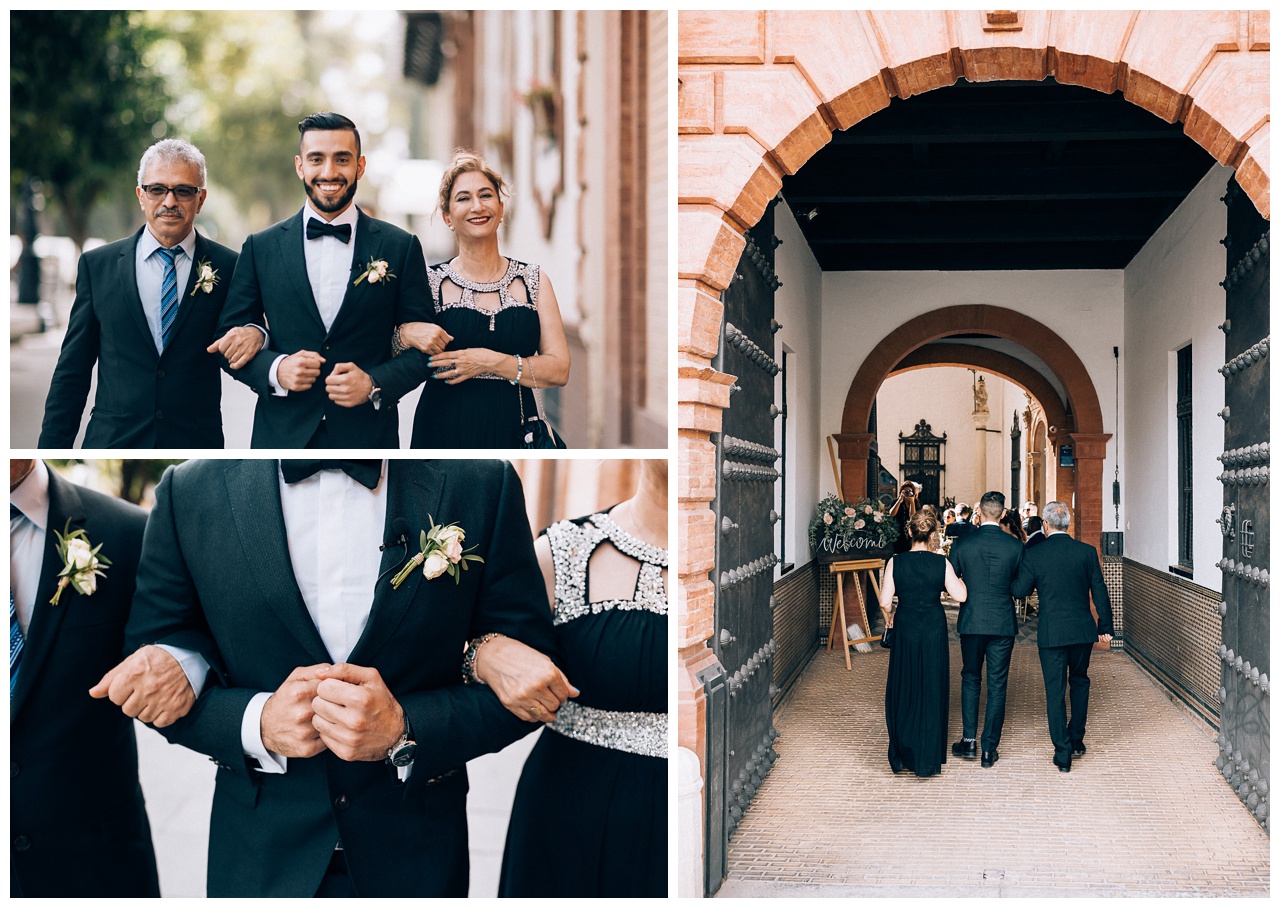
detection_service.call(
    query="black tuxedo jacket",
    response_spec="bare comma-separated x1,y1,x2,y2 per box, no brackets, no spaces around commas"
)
125,459,560,897
948,524,1024,637
10,468,159,897
39,228,237,449
1012,532,1114,647
945,519,977,540
217,208,433,448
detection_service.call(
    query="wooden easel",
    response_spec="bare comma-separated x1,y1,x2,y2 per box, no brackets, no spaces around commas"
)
826,558,885,670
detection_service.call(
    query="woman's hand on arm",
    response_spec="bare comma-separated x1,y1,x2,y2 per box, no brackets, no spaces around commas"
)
397,321,453,356
944,559,968,602
472,636,578,723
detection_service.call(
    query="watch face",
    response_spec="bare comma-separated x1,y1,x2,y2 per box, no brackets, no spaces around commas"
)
389,741,416,767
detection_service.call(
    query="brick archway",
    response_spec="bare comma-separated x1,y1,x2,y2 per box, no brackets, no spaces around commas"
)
677,9,1269,761
837,306,1107,548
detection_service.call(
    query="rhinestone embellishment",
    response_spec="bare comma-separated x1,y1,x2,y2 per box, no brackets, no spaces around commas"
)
548,701,667,759
428,259,540,330
546,512,668,627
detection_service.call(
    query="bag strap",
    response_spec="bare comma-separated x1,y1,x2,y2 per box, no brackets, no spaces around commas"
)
523,356,561,446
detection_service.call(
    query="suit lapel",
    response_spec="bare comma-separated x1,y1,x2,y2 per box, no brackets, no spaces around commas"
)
346,461,445,666
274,212,327,334
117,227,160,362
223,461,331,663
325,210,382,341
12,471,85,719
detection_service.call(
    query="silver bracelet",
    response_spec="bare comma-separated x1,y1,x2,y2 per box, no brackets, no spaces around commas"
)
510,354,523,385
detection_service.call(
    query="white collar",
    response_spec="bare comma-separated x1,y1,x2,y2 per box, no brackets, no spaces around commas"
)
138,226,197,262
10,460,50,531
302,200,360,229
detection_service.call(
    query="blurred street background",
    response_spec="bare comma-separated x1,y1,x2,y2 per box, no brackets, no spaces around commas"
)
11,10,668,449
41,457,655,896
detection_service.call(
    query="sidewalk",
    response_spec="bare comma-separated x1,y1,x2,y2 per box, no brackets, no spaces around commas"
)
718,621,1269,897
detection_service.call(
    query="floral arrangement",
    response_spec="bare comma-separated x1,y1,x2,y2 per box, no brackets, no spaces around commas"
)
189,259,218,296
50,520,111,605
354,258,395,286
391,516,484,588
809,494,900,554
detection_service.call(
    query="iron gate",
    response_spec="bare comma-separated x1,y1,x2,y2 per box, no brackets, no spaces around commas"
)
1214,178,1269,831
703,205,782,893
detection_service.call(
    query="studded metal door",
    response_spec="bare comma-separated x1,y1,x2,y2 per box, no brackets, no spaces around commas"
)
703,205,782,894
1214,178,1269,831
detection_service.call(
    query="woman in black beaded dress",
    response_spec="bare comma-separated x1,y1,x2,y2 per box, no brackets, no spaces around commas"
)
469,461,668,896
396,151,570,447
880,509,968,777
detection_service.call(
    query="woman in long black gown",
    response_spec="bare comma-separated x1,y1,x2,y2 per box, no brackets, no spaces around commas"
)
880,509,967,777
396,151,570,448
469,461,668,895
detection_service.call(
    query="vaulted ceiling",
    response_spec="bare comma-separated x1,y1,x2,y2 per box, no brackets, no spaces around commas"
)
780,78,1217,271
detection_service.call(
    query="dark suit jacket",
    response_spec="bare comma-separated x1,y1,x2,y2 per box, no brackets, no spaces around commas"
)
217,208,432,448
1012,532,1114,647
1024,530,1046,550
945,519,977,541
948,524,1023,637
125,459,560,897
39,228,238,449
10,468,159,897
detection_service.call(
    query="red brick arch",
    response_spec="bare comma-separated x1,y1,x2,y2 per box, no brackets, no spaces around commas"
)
836,306,1108,545
677,9,1270,757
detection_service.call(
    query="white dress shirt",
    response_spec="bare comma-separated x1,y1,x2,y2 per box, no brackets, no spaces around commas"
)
239,461,400,776
135,228,197,354
267,202,359,395
10,461,51,637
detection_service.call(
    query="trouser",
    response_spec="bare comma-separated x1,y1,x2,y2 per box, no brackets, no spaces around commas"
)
959,633,1015,752
1038,642,1094,765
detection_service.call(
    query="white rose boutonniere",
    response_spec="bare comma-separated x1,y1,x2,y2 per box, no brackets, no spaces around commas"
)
354,258,396,286
189,259,219,297
50,520,111,605
390,516,484,588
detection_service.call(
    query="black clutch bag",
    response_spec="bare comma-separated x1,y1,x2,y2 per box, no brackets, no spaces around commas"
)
880,625,894,649
517,358,568,449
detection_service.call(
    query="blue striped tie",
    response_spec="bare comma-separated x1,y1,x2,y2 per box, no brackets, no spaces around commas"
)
10,503,24,700
156,246,183,348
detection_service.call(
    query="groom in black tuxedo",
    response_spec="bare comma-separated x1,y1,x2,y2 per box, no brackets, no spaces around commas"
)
215,112,445,448
39,139,242,448
1012,501,1114,772
9,460,159,896
122,459,560,897
947,490,1024,768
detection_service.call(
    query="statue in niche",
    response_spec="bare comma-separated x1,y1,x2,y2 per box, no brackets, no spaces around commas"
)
973,375,989,415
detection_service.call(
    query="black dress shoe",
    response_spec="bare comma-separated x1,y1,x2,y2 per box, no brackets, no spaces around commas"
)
1071,743,1086,756
1055,760,1072,772
952,739,977,759
981,749,999,768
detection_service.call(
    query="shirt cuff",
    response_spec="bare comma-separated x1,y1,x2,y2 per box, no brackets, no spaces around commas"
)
247,323,269,346
241,691,287,774
267,354,289,397
153,644,210,699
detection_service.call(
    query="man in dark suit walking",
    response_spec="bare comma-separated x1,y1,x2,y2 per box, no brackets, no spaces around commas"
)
38,139,251,448
947,490,1024,767
118,459,560,896
945,503,978,544
1012,501,1114,772
215,112,448,448
10,460,161,896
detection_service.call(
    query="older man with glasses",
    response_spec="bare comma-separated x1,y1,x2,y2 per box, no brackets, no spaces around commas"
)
39,138,257,448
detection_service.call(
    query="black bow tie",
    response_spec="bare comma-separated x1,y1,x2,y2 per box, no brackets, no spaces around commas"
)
280,459,381,490
306,218,352,244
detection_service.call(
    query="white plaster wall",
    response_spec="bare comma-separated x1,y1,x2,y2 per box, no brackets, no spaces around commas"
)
818,269,1125,529
1122,165,1230,590
875,368,1024,508
773,201,826,573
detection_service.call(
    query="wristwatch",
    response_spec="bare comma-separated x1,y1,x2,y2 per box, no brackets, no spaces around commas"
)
367,383,382,409
386,712,416,767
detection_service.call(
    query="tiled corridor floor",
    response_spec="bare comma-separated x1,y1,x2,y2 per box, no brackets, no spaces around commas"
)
719,623,1270,897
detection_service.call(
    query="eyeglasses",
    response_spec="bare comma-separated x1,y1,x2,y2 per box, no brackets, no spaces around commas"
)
140,184,202,201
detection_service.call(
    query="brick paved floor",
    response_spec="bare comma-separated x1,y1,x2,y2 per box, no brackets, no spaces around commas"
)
719,616,1270,897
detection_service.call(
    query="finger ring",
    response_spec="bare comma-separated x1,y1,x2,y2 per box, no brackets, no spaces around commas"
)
528,705,542,716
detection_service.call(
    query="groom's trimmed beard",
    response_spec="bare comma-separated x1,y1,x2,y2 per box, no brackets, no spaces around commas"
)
305,175,358,214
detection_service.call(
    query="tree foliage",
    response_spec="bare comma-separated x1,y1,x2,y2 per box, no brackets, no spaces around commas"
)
10,11,170,251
